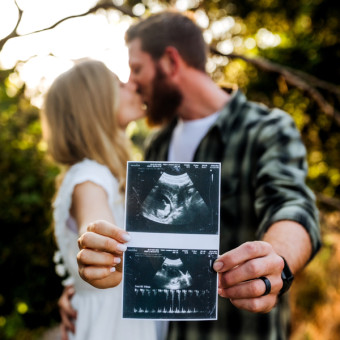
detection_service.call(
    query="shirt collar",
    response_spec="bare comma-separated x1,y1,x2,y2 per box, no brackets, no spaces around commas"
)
149,89,246,149
213,89,247,144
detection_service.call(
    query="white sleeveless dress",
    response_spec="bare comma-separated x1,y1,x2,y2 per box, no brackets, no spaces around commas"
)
53,158,158,340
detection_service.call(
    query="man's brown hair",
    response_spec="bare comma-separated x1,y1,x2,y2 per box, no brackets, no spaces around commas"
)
125,11,208,72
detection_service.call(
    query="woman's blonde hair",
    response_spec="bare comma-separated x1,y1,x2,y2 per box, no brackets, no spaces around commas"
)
42,59,131,194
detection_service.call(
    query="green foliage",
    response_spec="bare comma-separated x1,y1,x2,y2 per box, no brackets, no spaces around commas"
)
0,69,62,339
216,0,340,200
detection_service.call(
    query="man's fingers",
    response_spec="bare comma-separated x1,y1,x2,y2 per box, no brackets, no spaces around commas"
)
218,275,283,299
218,255,283,287
65,285,75,298
58,286,76,339
60,324,70,340
219,276,280,313
60,311,75,333
59,301,77,320
58,287,77,318
228,294,278,314
213,241,273,272
86,220,131,243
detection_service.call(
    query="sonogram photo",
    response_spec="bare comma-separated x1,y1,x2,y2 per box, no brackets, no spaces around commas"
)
125,162,220,234
123,247,218,320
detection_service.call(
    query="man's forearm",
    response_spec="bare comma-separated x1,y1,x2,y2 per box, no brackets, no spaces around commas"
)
262,220,312,274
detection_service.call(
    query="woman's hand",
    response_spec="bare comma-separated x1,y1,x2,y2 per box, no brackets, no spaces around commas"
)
77,220,131,289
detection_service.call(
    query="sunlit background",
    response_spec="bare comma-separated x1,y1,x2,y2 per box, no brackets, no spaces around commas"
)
0,0,283,107
0,0,134,107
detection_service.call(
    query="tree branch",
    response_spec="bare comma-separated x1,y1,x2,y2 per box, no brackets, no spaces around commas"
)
1,0,339,126
0,2,136,51
316,192,340,211
211,47,340,126
22,3,137,36
0,0,23,51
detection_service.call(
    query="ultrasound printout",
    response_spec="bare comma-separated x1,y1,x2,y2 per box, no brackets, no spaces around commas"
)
122,161,221,321
125,161,220,234
123,248,218,319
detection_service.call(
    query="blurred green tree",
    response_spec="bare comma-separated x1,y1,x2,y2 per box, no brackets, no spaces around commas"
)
0,68,62,339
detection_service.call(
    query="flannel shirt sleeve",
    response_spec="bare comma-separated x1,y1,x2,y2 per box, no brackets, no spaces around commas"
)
254,109,321,258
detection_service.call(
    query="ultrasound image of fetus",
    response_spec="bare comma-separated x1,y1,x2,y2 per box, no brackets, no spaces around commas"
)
153,258,192,290
141,172,209,225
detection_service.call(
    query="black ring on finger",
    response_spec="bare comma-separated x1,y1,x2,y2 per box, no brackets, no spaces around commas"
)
259,276,271,296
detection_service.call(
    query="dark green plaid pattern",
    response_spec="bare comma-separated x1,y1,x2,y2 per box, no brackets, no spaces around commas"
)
145,90,321,340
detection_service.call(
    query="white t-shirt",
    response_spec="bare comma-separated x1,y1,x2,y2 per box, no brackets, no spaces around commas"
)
168,112,220,162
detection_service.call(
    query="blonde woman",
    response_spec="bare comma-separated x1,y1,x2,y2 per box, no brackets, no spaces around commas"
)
42,60,158,340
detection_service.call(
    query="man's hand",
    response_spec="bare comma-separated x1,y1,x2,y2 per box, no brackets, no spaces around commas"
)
213,241,284,313
77,220,131,289
58,285,76,340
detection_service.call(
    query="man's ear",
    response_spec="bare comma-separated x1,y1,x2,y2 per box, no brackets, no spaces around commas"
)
158,46,181,77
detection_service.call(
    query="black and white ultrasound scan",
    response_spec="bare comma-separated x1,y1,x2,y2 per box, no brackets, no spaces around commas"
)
122,161,221,321
123,247,218,320
125,161,220,234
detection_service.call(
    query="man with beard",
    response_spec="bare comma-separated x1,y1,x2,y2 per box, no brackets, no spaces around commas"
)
73,11,321,340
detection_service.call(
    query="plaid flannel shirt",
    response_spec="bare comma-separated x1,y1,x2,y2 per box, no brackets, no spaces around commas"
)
145,90,321,340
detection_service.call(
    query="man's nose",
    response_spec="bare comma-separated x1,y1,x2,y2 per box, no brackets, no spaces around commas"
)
127,77,138,91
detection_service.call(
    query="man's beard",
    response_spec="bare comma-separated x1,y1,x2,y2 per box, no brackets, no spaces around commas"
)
146,65,183,126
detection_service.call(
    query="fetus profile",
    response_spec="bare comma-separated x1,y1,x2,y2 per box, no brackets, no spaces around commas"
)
153,258,192,289
141,172,209,225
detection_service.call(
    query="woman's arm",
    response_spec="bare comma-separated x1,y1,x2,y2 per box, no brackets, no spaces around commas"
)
71,181,116,235
72,181,130,288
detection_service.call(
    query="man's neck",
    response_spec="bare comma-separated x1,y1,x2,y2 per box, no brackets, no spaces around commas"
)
176,69,231,121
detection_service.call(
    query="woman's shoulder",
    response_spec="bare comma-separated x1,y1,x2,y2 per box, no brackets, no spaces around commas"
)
68,158,110,174
54,159,119,207
65,158,116,184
